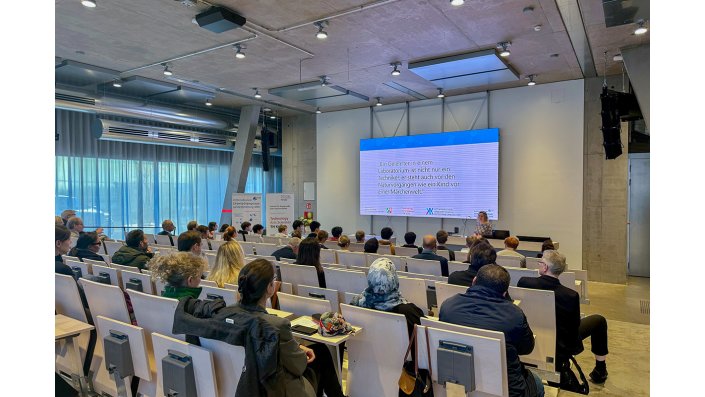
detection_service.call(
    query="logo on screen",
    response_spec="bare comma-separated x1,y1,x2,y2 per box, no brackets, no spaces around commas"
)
386,207,393,214
426,208,434,215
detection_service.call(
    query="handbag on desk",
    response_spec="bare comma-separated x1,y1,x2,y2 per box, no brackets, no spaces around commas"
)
398,326,434,397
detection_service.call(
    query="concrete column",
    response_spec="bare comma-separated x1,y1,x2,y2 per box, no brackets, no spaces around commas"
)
220,105,260,226
582,77,629,283
282,114,317,220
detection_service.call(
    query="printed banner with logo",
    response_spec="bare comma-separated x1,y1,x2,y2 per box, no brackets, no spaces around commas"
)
266,193,295,235
232,193,263,227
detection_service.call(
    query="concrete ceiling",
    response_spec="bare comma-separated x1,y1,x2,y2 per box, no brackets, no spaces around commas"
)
55,0,649,116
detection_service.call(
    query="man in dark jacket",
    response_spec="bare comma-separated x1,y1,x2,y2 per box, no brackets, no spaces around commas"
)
112,229,154,271
517,250,609,384
271,237,301,261
440,264,544,397
436,230,455,261
448,240,497,286
401,231,422,254
158,219,176,245
411,235,449,276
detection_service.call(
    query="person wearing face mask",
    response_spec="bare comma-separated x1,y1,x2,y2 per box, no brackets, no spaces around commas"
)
111,229,155,271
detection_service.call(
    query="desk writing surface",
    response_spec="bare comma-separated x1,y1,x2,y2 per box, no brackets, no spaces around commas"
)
56,314,94,340
267,308,294,319
289,316,363,345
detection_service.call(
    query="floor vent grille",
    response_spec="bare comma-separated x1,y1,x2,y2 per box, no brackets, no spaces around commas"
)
640,300,650,315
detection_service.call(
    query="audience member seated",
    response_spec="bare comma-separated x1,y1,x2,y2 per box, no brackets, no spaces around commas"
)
465,234,483,250
292,230,303,239
55,216,64,226
196,225,212,249
207,241,246,288
474,210,493,238
274,224,289,237
158,219,176,245
317,230,329,249
239,221,252,241
61,209,76,226
178,231,203,257
219,223,230,233
537,240,555,258
55,225,74,276
448,240,497,286
67,216,84,238
207,222,218,239
350,258,425,335
379,227,396,255
498,236,526,267
517,250,609,384
337,235,351,250
272,237,301,261
330,226,343,241
412,235,449,276
150,252,207,299
187,220,198,231
436,229,455,261
68,232,105,262
111,229,154,271
307,221,321,238
355,230,365,243
440,265,544,397
252,224,264,236
223,226,237,242
363,237,379,254
402,231,421,254
295,237,326,288
292,220,305,237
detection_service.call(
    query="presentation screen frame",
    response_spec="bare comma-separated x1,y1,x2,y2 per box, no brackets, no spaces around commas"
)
359,128,499,220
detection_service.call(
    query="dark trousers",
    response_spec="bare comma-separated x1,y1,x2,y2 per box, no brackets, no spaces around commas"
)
579,314,609,356
303,343,345,397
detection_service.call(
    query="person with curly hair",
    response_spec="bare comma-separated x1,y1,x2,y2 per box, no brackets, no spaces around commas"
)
150,252,207,299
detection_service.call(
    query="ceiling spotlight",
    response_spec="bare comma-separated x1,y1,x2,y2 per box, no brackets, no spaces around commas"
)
234,44,246,59
270,114,276,119
527,75,537,86
205,98,213,106
315,107,322,114
437,88,445,98
497,42,511,57
81,0,97,8
314,21,329,39
253,88,262,99
162,64,173,76
375,97,383,106
320,76,329,87
112,79,122,88
634,20,648,35
391,62,401,76
450,0,465,6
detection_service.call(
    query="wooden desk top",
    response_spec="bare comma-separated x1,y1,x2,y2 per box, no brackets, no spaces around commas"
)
267,308,294,319
56,314,94,340
289,316,363,345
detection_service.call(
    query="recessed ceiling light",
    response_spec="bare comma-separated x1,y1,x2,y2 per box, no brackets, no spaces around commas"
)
437,88,445,98
253,88,262,99
391,62,401,76
315,107,322,114
497,41,511,57
263,107,272,112
234,44,246,59
205,98,213,106
527,74,537,86
450,0,465,6
634,20,648,35
162,64,173,76
81,0,97,8
270,114,276,119
375,97,383,106
314,21,329,39
112,80,122,88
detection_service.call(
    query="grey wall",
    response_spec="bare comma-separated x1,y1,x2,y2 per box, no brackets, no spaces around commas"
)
282,114,317,219
582,76,629,283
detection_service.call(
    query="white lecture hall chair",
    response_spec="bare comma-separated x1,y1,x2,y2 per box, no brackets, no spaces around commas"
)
238,241,255,255
397,271,447,282
55,274,93,383
205,253,217,269
110,262,141,274
199,279,218,288
223,283,238,291
104,240,125,256
278,257,295,264
261,235,281,245
377,244,391,255
91,263,122,288
199,337,246,397
365,253,406,271
120,269,155,295
343,292,358,304
249,235,263,243
337,251,367,267
95,316,152,396
144,233,156,244
277,292,333,317
320,249,337,264
154,234,174,246
66,259,92,277
435,249,451,260
558,271,579,294
153,278,167,296
199,285,239,306
433,281,468,312
394,246,420,257
83,257,107,269
209,239,227,251
573,269,590,304
252,243,278,256
405,257,444,277
277,262,320,294
447,260,469,275
397,276,429,315
324,268,368,305
348,242,365,252
297,284,341,313
417,320,509,397
77,278,132,396
340,304,410,397
496,255,525,268
525,257,541,270
505,267,539,287
508,286,558,381
151,333,218,397
250,254,277,262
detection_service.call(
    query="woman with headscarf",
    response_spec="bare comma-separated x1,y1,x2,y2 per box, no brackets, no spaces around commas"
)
350,257,424,335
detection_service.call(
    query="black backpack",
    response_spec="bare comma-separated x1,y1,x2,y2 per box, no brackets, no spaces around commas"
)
557,356,589,395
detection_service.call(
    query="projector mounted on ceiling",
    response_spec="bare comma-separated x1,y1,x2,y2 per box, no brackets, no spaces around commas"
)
195,7,247,33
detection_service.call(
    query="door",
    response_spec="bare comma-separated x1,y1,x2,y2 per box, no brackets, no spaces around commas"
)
628,153,650,277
